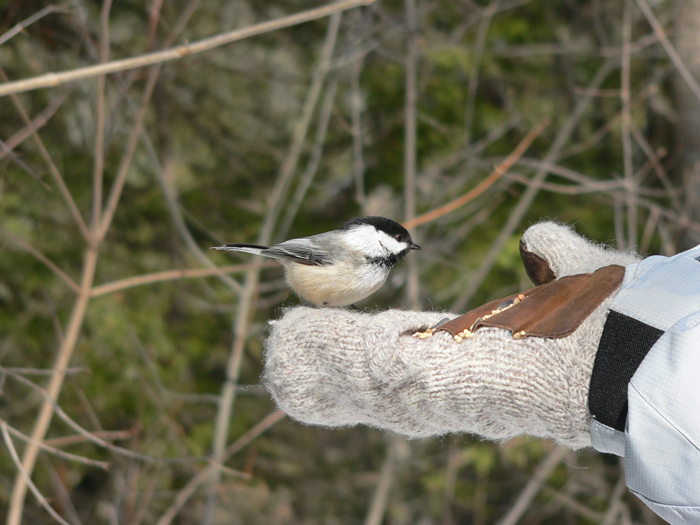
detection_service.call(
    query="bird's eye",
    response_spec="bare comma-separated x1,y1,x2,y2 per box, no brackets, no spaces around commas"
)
394,234,403,242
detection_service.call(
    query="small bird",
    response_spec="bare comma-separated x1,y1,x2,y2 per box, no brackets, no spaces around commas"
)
212,216,420,306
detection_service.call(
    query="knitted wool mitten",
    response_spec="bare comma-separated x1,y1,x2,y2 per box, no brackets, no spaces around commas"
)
263,222,641,449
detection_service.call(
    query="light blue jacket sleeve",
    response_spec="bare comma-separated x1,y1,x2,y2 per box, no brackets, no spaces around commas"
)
589,247,700,524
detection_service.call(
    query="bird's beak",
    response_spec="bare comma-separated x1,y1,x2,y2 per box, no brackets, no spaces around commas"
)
410,243,421,250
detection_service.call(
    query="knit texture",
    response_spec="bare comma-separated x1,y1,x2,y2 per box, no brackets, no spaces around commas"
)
263,221,641,449
520,221,641,278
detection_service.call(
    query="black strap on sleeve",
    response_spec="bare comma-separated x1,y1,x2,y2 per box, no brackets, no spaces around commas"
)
588,310,663,432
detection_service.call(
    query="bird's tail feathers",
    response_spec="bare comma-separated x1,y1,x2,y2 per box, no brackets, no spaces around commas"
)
211,243,269,256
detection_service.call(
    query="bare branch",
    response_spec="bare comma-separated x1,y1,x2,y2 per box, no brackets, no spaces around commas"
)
0,418,110,471
365,436,404,525
621,0,637,249
403,118,549,229
0,67,90,241
1,421,74,525
350,55,368,210
0,90,68,162
635,0,700,103
496,447,567,525
0,5,66,47
464,0,502,143
0,229,81,294
155,410,286,525
0,0,376,98
278,76,341,240
90,262,275,298
404,0,420,309
91,0,113,238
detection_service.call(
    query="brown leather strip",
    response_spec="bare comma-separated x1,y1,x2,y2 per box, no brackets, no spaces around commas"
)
437,265,625,340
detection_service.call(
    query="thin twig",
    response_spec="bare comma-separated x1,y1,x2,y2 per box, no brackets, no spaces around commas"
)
0,5,66,46
640,206,660,254
0,66,90,241
0,137,49,188
402,118,549,229
635,0,700,103
6,241,96,524
97,60,160,241
0,229,81,294
5,370,156,463
1,422,73,525
155,410,286,525
0,0,375,98
364,436,401,525
278,76,341,240
91,0,113,241
464,0,502,143
404,0,420,309
496,447,567,525
628,119,679,210
90,262,275,298
621,0,637,249
350,54,368,210
0,90,68,162
601,473,628,525
3,367,86,376
0,419,110,470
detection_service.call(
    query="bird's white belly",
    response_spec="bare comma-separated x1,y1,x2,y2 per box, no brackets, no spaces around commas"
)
283,260,390,306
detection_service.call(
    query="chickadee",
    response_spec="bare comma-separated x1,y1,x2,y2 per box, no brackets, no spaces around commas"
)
212,216,420,306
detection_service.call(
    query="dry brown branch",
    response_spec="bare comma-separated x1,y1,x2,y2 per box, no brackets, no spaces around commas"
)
155,410,286,525
97,63,159,242
629,119,679,210
0,90,68,162
1,421,73,525
90,262,275,297
43,429,137,448
0,5,66,46
351,54,368,210
6,244,98,525
496,447,567,525
0,419,110,470
464,0,502,143
404,0,420,309
1,367,86,376
622,0,637,249
1,229,81,294
278,76,341,239
540,485,603,522
635,0,700,103
402,118,549,230
364,436,403,525
0,67,90,242
561,81,660,159
601,474,628,525
4,370,162,464
640,207,660,254
91,0,112,238
0,0,375,98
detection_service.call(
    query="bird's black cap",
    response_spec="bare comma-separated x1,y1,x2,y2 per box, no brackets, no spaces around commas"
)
339,216,419,248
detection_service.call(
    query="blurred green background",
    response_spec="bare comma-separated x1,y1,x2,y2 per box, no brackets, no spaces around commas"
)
1,0,694,523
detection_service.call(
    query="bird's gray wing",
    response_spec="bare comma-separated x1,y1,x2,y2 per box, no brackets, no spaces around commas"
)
262,238,333,266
